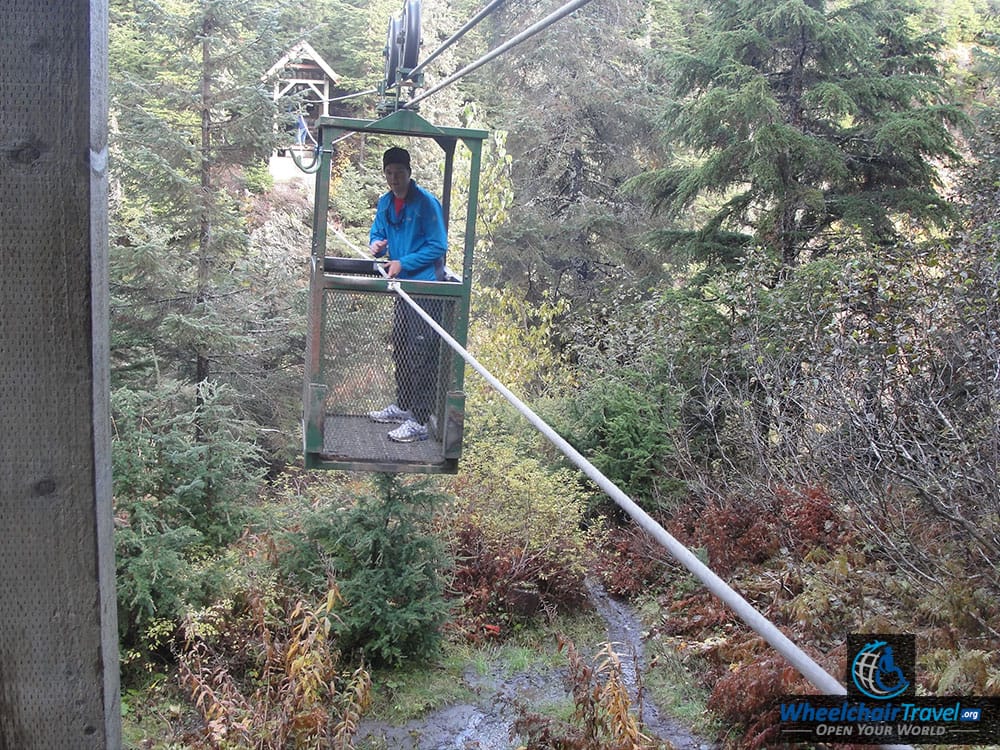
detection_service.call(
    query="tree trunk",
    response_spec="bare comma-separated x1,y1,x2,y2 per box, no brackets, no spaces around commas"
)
197,21,212,387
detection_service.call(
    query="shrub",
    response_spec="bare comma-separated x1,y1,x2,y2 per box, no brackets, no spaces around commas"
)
657,589,737,639
264,469,359,595
921,649,1000,695
330,161,380,225
707,645,800,750
775,484,843,556
515,637,663,749
323,474,451,666
551,372,677,509
446,437,591,637
592,524,677,599
112,380,265,650
243,162,273,194
178,580,371,749
246,472,449,666
667,496,780,577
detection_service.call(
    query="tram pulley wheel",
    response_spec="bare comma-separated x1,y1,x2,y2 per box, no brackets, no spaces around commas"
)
383,0,422,91
383,15,401,88
400,0,422,71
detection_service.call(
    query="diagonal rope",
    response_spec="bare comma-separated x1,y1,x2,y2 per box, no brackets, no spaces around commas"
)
382,279,914,750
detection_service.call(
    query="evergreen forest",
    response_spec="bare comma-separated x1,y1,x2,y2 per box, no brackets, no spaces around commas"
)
109,0,1000,746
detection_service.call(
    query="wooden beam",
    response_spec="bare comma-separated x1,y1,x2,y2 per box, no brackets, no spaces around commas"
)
0,0,121,747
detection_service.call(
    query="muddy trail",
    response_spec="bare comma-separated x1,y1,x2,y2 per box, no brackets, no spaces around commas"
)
356,581,718,749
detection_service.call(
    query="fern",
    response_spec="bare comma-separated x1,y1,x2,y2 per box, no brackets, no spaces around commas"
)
177,581,370,749
515,635,665,750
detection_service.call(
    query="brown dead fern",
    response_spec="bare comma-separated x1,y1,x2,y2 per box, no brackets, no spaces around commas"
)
178,586,370,750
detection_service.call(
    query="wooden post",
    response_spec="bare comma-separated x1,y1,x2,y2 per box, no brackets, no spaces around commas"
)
0,0,121,748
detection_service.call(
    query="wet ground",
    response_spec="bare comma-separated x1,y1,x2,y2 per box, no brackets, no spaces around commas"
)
355,581,718,749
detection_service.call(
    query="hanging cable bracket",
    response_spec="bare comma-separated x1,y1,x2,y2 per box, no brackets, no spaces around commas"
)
378,0,424,114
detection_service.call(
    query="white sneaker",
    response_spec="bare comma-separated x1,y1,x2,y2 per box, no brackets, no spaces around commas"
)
368,404,413,424
387,419,429,443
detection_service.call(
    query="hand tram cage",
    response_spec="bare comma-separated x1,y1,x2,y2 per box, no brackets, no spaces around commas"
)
303,109,488,473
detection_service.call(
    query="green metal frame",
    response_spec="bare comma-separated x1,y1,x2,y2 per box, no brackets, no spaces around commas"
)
303,110,488,472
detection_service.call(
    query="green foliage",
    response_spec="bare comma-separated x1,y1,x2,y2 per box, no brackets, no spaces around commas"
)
299,0,398,91
446,436,591,635
243,162,274,195
110,0,285,215
559,282,734,504
316,475,451,666
479,0,669,299
330,161,381,226
912,0,996,43
468,127,514,280
637,0,966,269
802,245,1000,584
102,1,1000,745
551,372,677,507
468,287,570,401
109,0,302,398
662,242,997,585
112,380,265,647
922,649,1000,695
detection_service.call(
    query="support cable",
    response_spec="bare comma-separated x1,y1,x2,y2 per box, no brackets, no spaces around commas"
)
303,87,379,105
405,0,594,109
403,0,507,83
383,280,913,750
290,131,360,175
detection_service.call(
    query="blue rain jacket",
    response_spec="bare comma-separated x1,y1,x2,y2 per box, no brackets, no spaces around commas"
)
369,180,448,281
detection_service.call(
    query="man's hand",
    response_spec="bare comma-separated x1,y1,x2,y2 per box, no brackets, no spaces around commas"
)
370,238,388,257
386,260,403,278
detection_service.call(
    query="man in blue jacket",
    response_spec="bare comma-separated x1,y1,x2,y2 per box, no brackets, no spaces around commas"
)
367,146,448,442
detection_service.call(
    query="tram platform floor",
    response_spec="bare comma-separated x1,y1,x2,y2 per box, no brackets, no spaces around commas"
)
321,414,445,467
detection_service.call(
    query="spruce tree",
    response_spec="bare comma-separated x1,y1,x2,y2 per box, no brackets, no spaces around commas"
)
327,474,451,666
638,0,966,270
109,0,295,389
108,0,297,651
108,0,317,450
483,0,667,299
301,0,399,93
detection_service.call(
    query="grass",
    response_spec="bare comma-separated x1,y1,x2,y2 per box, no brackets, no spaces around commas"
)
533,694,577,724
120,678,195,750
120,596,725,747
366,644,479,723
630,592,725,739
642,636,721,735
364,608,613,725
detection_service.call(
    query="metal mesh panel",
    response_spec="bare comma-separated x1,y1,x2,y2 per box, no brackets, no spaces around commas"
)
321,290,397,415
317,287,458,466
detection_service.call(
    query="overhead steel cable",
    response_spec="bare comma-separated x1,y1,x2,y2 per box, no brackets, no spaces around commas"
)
402,0,507,82
302,87,379,105
404,0,595,108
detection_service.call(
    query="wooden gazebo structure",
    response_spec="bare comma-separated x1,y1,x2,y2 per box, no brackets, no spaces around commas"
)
266,41,342,145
